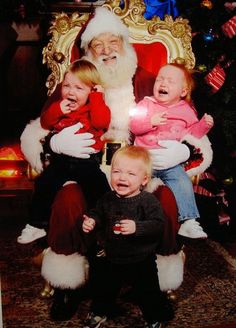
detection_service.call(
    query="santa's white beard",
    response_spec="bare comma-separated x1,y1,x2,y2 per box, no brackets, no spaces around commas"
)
97,56,134,88
86,43,137,88
84,44,137,142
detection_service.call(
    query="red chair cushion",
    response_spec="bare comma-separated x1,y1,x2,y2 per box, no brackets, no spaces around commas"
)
132,42,168,102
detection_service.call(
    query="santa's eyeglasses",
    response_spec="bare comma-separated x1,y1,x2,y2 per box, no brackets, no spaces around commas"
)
89,36,122,54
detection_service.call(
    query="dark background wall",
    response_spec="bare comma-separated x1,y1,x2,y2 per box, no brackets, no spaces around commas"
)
0,1,104,146
0,21,48,146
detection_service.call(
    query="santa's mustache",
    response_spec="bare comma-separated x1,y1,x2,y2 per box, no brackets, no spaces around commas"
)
97,52,120,65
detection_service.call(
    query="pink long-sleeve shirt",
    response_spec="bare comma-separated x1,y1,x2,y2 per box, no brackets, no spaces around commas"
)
129,97,211,149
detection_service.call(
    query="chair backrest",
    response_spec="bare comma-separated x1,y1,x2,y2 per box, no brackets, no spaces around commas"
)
43,0,195,96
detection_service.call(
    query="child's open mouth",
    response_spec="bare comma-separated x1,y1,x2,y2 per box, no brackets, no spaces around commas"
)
117,183,128,188
159,89,168,95
67,97,76,103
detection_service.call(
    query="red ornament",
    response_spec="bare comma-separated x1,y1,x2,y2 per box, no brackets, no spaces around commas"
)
113,222,121,234
18,4,26,19
222,16,236,38
205,64,226,93
224,2,236,11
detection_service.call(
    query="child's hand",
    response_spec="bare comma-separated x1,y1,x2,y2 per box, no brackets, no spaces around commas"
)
151,112,167,126
92,85,104,93
82,214,96,233
60,99,77,113
203,113,214,127
120,219,136,235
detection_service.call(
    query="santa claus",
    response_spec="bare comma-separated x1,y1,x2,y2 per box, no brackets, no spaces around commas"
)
19,7,210,321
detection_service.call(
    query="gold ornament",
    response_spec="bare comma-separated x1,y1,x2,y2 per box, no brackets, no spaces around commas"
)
197,64,207,72
223,176,233,185
201,0,213,9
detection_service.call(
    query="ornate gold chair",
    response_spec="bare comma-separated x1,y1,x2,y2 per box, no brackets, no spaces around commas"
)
43,0,195,97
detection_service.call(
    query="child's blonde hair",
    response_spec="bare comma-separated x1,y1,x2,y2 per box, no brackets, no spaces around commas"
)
111,145,153,182
65,59,102,88
167,62,195,103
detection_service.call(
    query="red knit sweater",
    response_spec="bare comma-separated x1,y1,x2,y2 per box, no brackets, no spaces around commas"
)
40,92,111,151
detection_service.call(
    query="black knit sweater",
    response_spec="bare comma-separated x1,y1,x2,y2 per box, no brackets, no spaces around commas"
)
90,190,164,264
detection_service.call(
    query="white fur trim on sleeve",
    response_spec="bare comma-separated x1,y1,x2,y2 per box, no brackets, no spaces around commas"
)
20,117,49,173
182,134,213,177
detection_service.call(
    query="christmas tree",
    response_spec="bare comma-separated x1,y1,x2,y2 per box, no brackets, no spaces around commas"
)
176,0,236,180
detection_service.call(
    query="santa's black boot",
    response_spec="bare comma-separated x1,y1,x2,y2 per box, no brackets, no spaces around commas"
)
41,248,89,321
50,288,79,321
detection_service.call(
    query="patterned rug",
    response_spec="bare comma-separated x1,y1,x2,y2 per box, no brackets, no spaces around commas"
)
1,220,236,328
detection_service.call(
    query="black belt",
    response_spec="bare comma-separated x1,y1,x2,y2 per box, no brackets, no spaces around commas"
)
102,141,127,166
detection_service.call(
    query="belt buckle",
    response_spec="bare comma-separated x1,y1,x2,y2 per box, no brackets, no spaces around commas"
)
102,141,125,166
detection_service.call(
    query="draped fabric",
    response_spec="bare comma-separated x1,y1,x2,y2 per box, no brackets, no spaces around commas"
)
143,0,179,20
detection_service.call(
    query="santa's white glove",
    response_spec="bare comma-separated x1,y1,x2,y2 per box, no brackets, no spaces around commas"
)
50,122,95,158
149,140,190,170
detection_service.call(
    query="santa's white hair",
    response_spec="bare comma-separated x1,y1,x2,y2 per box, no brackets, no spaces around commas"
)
81,7,130,51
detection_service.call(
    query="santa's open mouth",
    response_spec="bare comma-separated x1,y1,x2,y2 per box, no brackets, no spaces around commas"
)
103,56,117,62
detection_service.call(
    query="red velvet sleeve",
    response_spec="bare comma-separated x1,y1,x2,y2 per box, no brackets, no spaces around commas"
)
153,185,180,255
89,92,111,130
